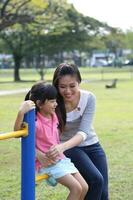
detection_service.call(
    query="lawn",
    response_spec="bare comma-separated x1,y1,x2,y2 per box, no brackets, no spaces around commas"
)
0,66,133,85
0,68,133,200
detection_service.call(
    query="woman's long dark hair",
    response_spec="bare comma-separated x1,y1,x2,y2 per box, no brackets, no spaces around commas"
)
52,63,82,132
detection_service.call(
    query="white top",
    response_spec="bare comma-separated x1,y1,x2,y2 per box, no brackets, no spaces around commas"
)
60,90,99,146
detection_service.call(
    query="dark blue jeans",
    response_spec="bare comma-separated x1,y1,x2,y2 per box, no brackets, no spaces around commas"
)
64,142,109,200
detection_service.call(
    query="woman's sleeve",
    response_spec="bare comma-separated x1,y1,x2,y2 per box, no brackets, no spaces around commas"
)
77,93,96,139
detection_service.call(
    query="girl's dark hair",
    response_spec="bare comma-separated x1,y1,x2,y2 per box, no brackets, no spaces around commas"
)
25,81,57,113
52,63,82,132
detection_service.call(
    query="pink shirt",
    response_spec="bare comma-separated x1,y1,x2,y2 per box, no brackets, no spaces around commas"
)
35,112,64,171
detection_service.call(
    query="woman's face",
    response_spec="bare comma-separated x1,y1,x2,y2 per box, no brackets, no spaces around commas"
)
58,75,79,103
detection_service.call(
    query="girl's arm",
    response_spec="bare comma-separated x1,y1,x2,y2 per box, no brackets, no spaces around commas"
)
14,100,35,131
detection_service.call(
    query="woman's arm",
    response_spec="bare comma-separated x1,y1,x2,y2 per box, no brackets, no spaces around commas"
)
47,133,84,159
14,100,35,131
36,149,57,167
47,92,96,158
78,92,96,137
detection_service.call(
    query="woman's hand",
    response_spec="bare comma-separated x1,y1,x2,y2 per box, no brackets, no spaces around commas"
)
46,144,65,159
46,134,84,159
36,149,57,167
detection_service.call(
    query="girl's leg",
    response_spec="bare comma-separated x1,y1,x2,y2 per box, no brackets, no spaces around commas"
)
73,172,88,200
64,144,108,200
57,174,82,200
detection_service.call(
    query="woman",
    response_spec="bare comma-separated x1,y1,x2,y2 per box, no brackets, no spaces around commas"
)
48,63,109,200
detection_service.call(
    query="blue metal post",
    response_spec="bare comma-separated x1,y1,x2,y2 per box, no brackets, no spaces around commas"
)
21,109,35,200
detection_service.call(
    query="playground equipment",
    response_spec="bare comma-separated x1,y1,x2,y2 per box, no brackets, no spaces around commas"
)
0,109,48,200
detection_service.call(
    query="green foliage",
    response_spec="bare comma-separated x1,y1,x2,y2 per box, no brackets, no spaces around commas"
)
125,30,133,48
102,29,126,54
0,0,48,31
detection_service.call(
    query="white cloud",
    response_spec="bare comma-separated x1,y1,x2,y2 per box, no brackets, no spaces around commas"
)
68,0,133,30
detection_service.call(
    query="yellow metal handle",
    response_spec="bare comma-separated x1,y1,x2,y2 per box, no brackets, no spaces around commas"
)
0,126,28,140
36,174,49,182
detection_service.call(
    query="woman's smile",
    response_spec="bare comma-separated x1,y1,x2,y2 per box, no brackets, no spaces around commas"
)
58,75,79,102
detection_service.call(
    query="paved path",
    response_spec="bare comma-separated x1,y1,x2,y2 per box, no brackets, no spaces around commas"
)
0,88,29,96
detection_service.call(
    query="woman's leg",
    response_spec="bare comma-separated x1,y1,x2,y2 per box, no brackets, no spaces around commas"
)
57,174,82,200
87,143,109,200
64,143,108,200
73,172,88,200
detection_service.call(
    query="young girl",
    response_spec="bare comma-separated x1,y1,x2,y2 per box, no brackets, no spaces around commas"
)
14,82,88,200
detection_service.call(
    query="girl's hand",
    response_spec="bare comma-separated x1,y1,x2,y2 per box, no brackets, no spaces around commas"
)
36,150,57,167
19,100,35,115
46,144,65,159
14,100,35,131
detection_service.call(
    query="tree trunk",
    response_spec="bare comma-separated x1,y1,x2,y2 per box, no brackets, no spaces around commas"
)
40,69,44,81
14,55,22,81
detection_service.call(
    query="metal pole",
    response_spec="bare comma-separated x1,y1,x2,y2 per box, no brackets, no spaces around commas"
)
21,109,35,200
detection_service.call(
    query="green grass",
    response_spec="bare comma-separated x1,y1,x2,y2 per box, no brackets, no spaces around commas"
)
0,68,133,199
0,67,133,86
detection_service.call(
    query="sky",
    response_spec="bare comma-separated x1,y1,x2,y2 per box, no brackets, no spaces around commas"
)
68,0,133,31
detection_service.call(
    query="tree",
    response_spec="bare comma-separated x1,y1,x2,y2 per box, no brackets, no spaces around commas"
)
1,25,36,80
0,0,48,81
33,3,111,64
0,0,48,31
124,29,133,49
102,28,126,66
0,0,113,81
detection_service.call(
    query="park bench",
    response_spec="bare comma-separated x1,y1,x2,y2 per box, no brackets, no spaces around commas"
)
105,79,117,88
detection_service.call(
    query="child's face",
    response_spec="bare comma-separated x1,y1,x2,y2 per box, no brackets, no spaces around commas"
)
39,99,57,117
